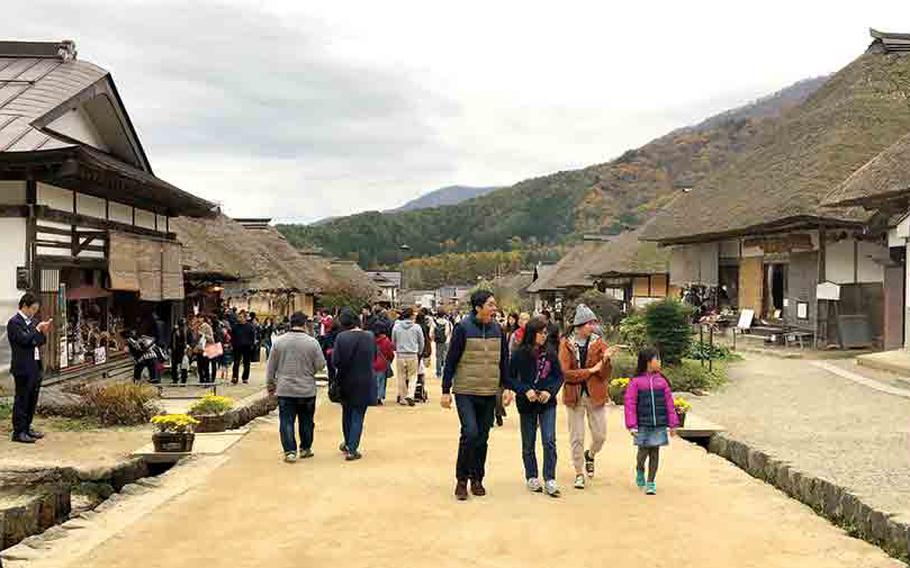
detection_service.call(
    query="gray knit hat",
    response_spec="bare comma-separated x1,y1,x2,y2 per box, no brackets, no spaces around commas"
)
573,304,598,327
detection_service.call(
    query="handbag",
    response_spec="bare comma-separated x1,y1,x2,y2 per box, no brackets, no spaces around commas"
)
204,341,224,360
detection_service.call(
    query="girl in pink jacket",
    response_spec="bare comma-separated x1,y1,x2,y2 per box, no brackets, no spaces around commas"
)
624,347,679,495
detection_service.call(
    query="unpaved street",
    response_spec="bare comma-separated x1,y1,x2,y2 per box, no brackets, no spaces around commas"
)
41,394,903,568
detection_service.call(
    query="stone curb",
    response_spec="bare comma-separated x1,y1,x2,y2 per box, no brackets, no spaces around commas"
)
707,433,910,562
222,392,278,430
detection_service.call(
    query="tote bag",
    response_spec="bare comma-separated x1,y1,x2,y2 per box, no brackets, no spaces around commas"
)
204,342,224,360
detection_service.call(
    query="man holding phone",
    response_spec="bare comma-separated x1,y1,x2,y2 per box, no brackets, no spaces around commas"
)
7,293,52,443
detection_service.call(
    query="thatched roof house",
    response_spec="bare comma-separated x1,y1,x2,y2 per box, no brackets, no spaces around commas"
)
327,260,382,303
587,228,670,278
236,219,326,294
823,132,910,210
642,35,910,245
526,238,610,294
170,214,257,284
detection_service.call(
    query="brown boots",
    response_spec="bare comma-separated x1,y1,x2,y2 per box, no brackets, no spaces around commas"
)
454,479,486,500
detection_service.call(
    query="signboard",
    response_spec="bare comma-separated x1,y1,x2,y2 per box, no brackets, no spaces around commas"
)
93,347,107,365
816,281,841,301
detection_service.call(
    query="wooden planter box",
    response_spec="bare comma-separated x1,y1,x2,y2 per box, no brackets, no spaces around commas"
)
677,412,687,427
152,432,195,453
193,413,229,433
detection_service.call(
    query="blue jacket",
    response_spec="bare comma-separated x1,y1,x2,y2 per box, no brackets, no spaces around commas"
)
508,347,563,414
441,314,509,395
7,313,46,378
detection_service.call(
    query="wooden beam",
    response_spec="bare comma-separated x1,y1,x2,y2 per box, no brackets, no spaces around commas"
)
35,206,176,240
0,205,27,217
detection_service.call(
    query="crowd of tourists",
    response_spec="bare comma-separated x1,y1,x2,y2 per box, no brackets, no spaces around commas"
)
263,291,681,499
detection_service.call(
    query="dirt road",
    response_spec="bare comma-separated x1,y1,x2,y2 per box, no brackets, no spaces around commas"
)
38,395,903,568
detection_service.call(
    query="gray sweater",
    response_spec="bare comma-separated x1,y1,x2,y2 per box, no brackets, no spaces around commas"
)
266,330,326,398
392,320,425,356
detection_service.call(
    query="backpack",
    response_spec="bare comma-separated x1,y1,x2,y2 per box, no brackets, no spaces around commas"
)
434,319,448,343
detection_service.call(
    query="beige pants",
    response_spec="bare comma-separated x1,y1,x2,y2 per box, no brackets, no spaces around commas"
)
396,354,420,400
566,393,607,473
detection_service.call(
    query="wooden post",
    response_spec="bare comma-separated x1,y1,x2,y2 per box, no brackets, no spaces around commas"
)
817,225,827,348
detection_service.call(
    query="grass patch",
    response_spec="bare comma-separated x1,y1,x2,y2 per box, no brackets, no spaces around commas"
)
611,353,728,394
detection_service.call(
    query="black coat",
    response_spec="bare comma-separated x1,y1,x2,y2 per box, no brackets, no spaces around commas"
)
331,330,377,407
508,347,563,414
6,313,45,378
231,321,256,348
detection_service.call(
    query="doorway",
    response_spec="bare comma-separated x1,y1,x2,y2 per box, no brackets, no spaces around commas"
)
764,263,787,319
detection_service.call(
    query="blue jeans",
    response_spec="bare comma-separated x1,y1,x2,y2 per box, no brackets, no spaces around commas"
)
375,371,388,402
519,405,557,481
454,394,496,481
435,342,448,377
342,404,368,453
278,396,316,454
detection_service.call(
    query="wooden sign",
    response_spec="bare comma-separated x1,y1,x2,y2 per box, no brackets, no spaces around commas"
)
816,281,841,301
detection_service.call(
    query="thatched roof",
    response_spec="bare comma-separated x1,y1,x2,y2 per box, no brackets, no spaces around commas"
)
642,46,910,244
527,240,610,293
171,214,258,282
823,132,910,208
586,229,670,278
238,223,330,294
327,260,382,302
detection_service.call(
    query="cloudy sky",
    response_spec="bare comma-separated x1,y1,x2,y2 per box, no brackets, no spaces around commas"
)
5,1,909,222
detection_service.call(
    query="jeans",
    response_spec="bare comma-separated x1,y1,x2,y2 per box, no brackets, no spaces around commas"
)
454,394,496,481
434,342,448,377
342,404,368,453
232,345,252,381
278,396,316,454
133,359,158,383
375,371,388,402
519,405,557,481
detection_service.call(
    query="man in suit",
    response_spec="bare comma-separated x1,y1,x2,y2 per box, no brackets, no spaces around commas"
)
7,293,52,443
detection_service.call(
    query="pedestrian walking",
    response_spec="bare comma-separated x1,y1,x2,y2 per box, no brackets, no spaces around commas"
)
171,318,190,384
559,304,620,490
441,290,514,501
371,321,395,405
126,330,160,383
267,312,326,463
262,317,275,360
7,293,52,443
416,308,433,402
331,309,377,461
625,347,679,495
429,309,452,378
391,307,424,406
197,316,216,383
231,310,255,384
509,317,564,497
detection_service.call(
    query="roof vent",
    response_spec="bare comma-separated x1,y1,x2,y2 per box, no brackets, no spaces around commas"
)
870,29,910,53
58,40,77,61
0,40,77,59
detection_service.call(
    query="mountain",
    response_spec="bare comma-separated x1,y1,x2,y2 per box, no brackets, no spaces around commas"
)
278,76,827,268
391,185,500,212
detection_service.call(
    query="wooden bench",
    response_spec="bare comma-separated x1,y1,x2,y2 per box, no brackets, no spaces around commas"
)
154,380,226,399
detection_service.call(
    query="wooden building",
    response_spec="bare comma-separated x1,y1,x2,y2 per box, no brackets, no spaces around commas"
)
586,228,673,309
642,30,910,348
0,40,215,378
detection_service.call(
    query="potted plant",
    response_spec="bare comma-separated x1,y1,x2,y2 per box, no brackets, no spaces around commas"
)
188,394,235,433
150,414,199,452
674,397,692,427
608,378,630,405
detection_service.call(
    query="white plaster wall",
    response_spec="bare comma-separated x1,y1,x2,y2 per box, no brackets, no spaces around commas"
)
0,180,25,205
109,202,132,225
76,193,106,219
47,107,109,150
0,218,26,302
156,214,168,232
825,239,855,284
134,208,156,230
857,240,886,283
37,183,73,212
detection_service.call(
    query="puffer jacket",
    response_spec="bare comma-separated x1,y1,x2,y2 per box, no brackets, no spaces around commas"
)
624,372,679,430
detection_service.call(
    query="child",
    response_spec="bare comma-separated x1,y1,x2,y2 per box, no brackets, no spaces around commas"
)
624,347,679,495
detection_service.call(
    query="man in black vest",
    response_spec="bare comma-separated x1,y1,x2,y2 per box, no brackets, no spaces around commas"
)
7,293,53,443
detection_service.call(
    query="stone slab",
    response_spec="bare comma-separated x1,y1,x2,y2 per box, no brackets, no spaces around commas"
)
856,349,910,376
130,431,247,464
677,412,725,439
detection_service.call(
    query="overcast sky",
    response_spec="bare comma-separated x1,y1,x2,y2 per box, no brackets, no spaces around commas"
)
5,1,910,222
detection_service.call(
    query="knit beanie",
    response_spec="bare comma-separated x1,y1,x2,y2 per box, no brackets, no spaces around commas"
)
573,304,598,327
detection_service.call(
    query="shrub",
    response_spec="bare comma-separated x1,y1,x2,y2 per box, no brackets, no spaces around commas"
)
618,311,648,353
687,342,740,361
610,353,637,379
643,299,693,365
188,394,234,416
608,377,630,405
663,360,726,393
78,383,160,426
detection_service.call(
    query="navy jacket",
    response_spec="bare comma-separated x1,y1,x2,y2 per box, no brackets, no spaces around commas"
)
441,314,509,395
508,348,563,414
332,330,378,407
7,313,46,377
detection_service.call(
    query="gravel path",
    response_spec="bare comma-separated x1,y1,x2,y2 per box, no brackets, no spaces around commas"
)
693,354,910,519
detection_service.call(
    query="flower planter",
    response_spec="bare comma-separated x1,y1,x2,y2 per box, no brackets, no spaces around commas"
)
193,413,229,433
152,432,195,453
677,413,687,427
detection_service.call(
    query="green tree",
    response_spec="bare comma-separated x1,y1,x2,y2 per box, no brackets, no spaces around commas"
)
643,299,693,365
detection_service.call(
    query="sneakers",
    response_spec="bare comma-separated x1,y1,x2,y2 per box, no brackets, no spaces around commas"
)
645,482,657,495
455,479,469,501
339,442,348,454
544,480,561,498
284,452,298,463
470,479,486,497
527,478,543,493
635,470,646,488
584,450,595,478
405,397,416,407
345,451,362,461
300,449,315,459
574,474,585,490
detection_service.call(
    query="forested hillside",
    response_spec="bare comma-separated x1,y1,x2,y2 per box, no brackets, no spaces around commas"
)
278,77,825,268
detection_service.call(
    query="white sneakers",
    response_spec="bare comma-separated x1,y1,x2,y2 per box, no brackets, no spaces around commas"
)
574,474,586,489
545,480,561,498
527,478,543,492
284,452,298,463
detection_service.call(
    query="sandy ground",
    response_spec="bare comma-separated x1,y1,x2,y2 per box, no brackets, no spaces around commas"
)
42,390,900,568
694,354,910,519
